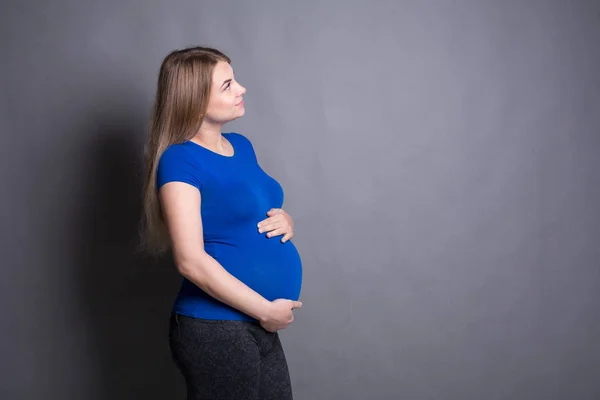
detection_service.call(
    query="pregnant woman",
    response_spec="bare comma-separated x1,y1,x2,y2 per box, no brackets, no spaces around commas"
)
139,46,303,400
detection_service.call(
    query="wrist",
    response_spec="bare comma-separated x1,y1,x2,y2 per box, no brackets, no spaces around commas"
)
256,299,273,322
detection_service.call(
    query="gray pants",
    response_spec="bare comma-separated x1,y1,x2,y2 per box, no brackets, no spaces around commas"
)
169,312,294,400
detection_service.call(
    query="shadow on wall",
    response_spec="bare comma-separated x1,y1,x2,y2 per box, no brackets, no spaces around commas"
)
71,112,185,399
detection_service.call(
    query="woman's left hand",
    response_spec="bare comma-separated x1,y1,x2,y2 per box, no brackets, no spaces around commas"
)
257,208,294,243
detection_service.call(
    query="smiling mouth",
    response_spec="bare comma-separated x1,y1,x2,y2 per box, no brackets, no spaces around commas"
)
236,99,244,106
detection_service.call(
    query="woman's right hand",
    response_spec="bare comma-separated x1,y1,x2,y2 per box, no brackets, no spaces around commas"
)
260,298,303,332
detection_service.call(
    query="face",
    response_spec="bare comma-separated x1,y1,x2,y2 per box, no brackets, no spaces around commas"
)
204,61,246,125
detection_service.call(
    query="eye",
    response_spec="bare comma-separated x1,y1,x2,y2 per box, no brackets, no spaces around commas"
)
225,82,231,90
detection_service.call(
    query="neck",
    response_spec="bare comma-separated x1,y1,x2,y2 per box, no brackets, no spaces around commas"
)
192,124,225,150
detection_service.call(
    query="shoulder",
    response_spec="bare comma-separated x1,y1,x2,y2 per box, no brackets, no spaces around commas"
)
156,143,202,189
160,142,193,159
158,142,201,168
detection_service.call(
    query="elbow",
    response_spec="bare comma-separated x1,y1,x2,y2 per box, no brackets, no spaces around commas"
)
174,252,211,287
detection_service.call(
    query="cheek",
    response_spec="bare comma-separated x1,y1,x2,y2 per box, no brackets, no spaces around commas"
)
204,103,225,120
209,97,236,114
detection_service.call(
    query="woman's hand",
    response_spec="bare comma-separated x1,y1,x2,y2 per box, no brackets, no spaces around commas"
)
257,208,294,243
260,298,303,332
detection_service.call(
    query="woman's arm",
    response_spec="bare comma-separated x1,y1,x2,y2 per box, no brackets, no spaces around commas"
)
159,181,301,329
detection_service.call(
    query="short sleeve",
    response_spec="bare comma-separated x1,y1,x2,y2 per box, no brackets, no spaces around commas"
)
156,145,203,191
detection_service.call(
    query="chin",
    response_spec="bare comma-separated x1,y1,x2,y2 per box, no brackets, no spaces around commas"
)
226,114,244,124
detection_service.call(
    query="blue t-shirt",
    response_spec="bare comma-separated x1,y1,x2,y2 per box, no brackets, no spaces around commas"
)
156,132,303,321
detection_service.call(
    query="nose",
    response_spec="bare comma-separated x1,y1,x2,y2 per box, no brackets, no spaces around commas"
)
238,84,246,95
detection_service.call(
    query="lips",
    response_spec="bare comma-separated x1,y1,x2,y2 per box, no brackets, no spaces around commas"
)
236,99,244,106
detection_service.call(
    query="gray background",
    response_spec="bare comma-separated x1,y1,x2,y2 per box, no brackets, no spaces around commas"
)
2,1,599,399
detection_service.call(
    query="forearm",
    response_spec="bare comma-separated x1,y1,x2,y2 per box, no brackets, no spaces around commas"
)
177,252,272,322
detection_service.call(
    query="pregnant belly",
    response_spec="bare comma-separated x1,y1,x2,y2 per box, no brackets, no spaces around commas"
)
207,237,303,302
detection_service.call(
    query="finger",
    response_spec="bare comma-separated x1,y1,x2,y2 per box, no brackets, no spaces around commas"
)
258,221,281,234
257,215,282,230
262,218,288,232
281,232,293,243
291,301,303,309
266,228,286,238
267,208,284,217
257,217,273,227
257,220,276,232
261,322,279,333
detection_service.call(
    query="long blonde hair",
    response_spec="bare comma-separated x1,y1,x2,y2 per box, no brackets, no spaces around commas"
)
138,46,231,256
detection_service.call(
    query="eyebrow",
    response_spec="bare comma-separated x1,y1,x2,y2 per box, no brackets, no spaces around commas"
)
220,79,232,89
